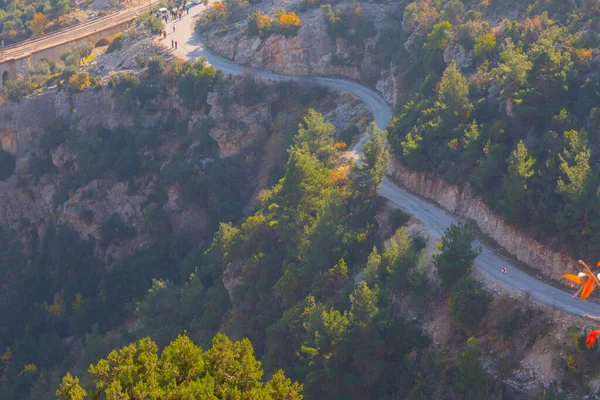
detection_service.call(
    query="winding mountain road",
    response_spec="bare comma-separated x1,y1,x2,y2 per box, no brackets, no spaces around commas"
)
165,5,600,316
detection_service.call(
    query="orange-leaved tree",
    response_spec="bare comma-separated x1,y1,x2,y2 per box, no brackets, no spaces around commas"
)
563,260,600,347
68,72,91,92
248,10,271,37
277,11,301,36
30,13,48,36
279,11,301,28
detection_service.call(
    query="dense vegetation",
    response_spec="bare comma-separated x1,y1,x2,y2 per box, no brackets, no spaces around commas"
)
198,0,302,36
1,82,506,398
0,0,73,44
56,333,302,399
98,115,499,398
384,0,600,260
3,41,98,100
0,54,253,399
247,9,302,37
7,0,596,396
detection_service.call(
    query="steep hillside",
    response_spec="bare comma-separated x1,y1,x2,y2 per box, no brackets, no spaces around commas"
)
0,29,370,399
5,2,600,399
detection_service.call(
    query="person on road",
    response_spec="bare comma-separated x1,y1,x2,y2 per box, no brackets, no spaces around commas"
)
173,24,176,32
163,30,166,39
171,39,174,48
186,6,189,14
175,41,178,49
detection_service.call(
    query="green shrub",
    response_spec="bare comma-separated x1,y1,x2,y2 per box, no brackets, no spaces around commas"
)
389,208,411,230
60,42,94,66
497,308,523,339
134,53,147,68
147,55,165,77
176,60,221,108
74,126,141,186
108,71,157,114
473,33,496,58
59,65,78,84
41,118,69,151
107,33,124,53
453,337,494,398
3,79,31,101
448,278,491,330
136,13,164,34
323,5,375,41
247,10,271,37
67,72,91,92
0,150,16,180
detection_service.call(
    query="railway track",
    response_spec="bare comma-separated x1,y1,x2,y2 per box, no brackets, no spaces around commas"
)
0,1,159,61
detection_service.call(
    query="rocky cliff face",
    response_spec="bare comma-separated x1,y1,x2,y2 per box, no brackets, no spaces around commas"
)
208,8,361,78
0,73,369,264
0,83,248,260
206,90,272,157
387,157,578,285
206,3,399,106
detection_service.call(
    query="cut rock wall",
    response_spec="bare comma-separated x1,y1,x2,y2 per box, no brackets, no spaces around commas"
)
387,157,578,285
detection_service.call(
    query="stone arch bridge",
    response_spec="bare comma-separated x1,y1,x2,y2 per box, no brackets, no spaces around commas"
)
0,2,158,90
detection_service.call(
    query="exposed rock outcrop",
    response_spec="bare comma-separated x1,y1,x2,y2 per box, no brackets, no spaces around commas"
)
208,8,361,79
0,93,57,157
206,3,398,105
376,64,399,107
0,87,129,158
387,158,578,285
0,66,370,265
206,91,272,157
443,42,474,70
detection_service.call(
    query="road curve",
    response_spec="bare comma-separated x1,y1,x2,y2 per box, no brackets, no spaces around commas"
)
167,5,600,316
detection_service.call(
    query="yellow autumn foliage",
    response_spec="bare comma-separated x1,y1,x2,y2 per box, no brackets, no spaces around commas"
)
278,11,301,28
331,164,349,183
206,2,226,21
68,72,91,92
44,299,64,316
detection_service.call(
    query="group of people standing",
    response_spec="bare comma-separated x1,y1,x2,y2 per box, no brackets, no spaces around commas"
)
156,2,189,24
158,1,192,50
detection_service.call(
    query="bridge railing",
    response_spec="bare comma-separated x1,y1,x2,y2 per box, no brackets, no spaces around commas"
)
0,2,157,60
1,12,118,52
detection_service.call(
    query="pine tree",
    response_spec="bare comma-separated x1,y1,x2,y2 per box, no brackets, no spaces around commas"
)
495,38,532,100
437,62,472,120
556,129,596,236
56,373,87,400
294,109,337,167
349,281,380,327
500,140,536,223
453,337,492,399
363,247,382,286
69,333,303,399
433,223,480,286
350,122,390,198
